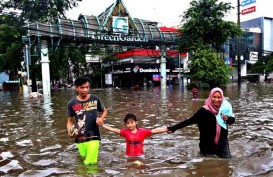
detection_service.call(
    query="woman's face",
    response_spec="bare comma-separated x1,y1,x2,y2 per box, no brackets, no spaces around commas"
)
211,91,223,108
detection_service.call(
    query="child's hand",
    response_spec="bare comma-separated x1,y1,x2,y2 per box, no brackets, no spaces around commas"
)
96,117,104,126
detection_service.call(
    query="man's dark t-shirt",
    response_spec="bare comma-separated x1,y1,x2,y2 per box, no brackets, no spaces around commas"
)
67,95,105,143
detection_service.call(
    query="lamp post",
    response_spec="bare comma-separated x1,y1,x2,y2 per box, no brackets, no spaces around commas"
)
178,53,181,86
237,0,241,86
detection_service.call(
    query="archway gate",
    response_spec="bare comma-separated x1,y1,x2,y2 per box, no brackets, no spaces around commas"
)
23,0,179,95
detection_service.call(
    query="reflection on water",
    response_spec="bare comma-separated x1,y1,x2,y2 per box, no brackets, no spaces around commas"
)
0,83,273,176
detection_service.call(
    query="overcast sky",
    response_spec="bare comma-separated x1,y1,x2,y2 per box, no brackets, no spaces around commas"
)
66,0,266,27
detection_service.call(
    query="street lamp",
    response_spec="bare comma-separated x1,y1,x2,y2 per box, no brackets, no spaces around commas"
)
237,0,241,86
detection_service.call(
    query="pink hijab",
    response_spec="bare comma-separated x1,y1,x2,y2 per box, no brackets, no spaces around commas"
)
203,87,224,145
203,87,224,115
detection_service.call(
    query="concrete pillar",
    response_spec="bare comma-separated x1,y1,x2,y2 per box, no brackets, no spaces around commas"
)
40,40,51,96
160,46,167,89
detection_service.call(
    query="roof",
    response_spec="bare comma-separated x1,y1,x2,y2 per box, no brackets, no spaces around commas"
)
24,0,179,46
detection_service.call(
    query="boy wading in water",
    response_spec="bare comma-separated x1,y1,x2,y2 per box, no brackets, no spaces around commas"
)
101,113,167,158
66,76,107,165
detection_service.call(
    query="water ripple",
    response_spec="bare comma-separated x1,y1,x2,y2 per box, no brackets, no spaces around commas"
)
0,83,272,176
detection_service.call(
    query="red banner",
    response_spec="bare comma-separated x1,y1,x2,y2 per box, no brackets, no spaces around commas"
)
241,6,256,15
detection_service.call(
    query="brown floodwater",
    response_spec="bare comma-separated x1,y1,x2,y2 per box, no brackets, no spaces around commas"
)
0,83,273,177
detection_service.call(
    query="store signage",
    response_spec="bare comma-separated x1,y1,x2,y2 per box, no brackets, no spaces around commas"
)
113,68,131,74
133,65,139,73
241,6,256,15
249,51,258,61
113,16,128,34
139,68,170,73
85,54,100,63
241,0,256,7
113,67,171,74
139,68,159,73
105,74,112,85
90,32,148,43
224,58,232,67
172,68,190,73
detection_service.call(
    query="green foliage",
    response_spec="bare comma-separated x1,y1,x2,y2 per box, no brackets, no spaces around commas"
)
251,53,273,77
0,0,81,79
187,46,233,88
0,15,25,75
49,44,85,81
1,0,81,22
178,0,242,53
177,0,241,87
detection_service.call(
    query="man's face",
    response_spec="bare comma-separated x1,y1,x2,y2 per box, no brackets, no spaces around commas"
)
75,81,90,98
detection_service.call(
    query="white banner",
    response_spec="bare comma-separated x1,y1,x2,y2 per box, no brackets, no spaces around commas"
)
85,54,100,63
249,51,258,61
105,74,112,85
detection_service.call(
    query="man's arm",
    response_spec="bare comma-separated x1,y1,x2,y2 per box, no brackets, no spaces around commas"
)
67,116,74,137
102,124,120,134
96,107,108,126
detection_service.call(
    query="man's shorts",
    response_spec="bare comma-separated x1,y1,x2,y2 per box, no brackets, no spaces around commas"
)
77,140,100,165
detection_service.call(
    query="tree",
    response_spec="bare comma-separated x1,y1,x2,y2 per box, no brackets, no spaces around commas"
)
187,46,233,87
250,53,273,81
0,14,25,78
1,0,81,22
84,44,118,88
178,0,241,87
49,44,85,84
0,0,81,80
178,0,241,53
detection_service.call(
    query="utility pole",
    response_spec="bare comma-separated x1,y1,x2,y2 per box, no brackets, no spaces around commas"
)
237,0,241,86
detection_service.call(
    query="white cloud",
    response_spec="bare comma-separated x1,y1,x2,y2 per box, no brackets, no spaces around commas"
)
66,0,268,27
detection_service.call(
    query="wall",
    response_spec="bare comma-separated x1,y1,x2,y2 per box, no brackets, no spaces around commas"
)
263,18,273,52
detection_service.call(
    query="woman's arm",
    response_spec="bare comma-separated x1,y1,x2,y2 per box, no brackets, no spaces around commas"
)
226,116,235,125
102,124,121,134
167,108,203,133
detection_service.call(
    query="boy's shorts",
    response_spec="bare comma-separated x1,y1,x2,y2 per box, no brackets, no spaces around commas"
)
77,140,100,165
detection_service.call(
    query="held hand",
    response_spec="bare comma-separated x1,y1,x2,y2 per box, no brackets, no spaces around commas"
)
96,117,104,126
166,127,175,134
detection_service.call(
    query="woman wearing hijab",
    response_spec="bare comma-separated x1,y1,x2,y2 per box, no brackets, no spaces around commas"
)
167,87,235,158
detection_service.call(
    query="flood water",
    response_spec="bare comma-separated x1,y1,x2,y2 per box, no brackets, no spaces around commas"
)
0,83,273,177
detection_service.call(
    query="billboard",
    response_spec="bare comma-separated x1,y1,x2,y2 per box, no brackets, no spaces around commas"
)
241,6,256,15
241,0,256,7
85,54,100,63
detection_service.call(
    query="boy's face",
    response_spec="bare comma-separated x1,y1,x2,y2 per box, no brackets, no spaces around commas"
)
125,119,137,131
75,81,90,98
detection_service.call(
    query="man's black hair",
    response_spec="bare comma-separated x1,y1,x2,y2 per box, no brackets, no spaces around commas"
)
74,76,90,86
